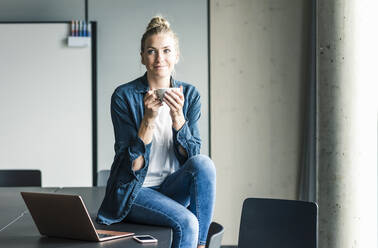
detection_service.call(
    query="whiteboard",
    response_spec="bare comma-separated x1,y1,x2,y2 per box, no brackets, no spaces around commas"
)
0,23,93,187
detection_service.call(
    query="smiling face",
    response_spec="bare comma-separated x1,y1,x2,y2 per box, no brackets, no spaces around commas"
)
141,33,179,81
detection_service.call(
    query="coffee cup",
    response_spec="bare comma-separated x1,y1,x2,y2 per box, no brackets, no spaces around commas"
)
155,88,170,102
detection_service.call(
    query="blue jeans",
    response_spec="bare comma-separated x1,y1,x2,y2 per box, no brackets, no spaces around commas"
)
124,154,216,247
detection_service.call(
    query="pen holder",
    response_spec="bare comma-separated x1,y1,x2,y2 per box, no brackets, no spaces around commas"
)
67,36,91,47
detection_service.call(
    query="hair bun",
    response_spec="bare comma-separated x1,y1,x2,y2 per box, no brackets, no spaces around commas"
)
146,16,170,32
141,15,178,53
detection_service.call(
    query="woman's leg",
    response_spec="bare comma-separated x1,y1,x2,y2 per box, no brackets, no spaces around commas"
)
125,187,199,248
158,154,216,246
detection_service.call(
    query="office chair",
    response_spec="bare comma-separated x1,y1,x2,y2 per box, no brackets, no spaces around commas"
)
238,198,317,248
0,169,41,187
97,169,110,186
205,222,224,248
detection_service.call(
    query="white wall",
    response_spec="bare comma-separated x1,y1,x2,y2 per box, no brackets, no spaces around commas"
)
210,0,311,244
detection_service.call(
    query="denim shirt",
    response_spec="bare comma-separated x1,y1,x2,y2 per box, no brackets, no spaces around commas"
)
96,73,202,225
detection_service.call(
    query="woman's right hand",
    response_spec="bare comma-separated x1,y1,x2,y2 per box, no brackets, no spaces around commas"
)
134,90,162,171
143,90,162,123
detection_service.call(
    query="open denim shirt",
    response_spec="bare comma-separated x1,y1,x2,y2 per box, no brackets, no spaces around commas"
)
96,73,202,225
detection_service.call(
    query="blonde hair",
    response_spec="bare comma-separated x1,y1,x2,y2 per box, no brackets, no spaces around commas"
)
140,16,179,53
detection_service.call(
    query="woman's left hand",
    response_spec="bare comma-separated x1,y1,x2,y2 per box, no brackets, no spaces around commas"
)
164,85,186,130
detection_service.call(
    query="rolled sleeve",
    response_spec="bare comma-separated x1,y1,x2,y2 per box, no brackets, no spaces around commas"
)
172,87,202,164
97,76,152,225
172,125,188,164
111,91,151,177
128,136,149,162
127,137,152,179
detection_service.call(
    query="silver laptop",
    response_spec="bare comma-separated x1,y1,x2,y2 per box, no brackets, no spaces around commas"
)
21,192,134,242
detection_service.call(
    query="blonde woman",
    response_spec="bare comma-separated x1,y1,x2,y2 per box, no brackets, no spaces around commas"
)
97,16,216,248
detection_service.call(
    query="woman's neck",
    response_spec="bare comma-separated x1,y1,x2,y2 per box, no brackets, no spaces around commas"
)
147,72,170,90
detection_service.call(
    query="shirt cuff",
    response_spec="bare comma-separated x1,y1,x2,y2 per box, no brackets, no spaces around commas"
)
173,122,190,149
128,136,151,178
128,136,146,160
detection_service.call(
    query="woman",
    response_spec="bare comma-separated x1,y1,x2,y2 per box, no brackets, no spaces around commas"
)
96,16,216,248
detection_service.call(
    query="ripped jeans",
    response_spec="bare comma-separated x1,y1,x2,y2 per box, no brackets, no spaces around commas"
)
124,154,216,247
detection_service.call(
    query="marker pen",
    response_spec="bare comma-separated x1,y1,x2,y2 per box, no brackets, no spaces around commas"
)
80,20,83,37
83,21,87,37
81,20,85,37
76,20,79,36
73,20,76,36
74,20,77,36
71,20,74,36
87,22,91,37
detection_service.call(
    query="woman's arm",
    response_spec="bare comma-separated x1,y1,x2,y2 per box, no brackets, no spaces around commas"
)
132,90,162,171
164,86,188,157
164,86,201,162
97,87,156,224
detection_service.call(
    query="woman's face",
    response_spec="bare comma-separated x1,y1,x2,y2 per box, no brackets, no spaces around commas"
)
141,33,179,80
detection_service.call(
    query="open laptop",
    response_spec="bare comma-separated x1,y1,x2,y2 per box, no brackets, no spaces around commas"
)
21,192,134,242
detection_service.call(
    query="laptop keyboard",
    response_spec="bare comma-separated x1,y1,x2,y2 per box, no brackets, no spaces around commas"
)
98,233,114,238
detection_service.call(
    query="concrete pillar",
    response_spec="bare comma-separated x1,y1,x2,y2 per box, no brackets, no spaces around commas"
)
317,0,377,247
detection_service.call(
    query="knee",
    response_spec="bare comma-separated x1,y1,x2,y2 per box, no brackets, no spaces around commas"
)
180,212,199,241
187,155,216,179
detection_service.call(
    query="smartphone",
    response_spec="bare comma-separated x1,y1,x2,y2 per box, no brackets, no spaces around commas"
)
133,235,158,243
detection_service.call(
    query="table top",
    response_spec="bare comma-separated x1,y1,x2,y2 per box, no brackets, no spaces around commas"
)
54,187,106,214
0,187,58,230
0,187,172,248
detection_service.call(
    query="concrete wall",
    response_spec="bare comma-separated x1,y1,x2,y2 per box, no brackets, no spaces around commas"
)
210,0,311,244
317,0,378,247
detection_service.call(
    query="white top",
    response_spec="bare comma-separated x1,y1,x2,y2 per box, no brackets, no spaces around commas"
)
142,102,180,187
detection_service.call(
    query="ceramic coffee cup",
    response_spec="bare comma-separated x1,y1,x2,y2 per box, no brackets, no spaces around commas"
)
155,88,170,102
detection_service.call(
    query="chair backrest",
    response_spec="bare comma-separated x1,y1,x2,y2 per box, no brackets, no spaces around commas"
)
205,222,224,248
97,169,110,186
238,198,317,248
0,169,41,187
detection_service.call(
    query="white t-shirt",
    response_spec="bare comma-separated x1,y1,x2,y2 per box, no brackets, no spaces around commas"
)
142,102,180,187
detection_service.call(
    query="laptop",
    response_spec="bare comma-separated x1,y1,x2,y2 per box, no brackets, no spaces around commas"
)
21,192,134,242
